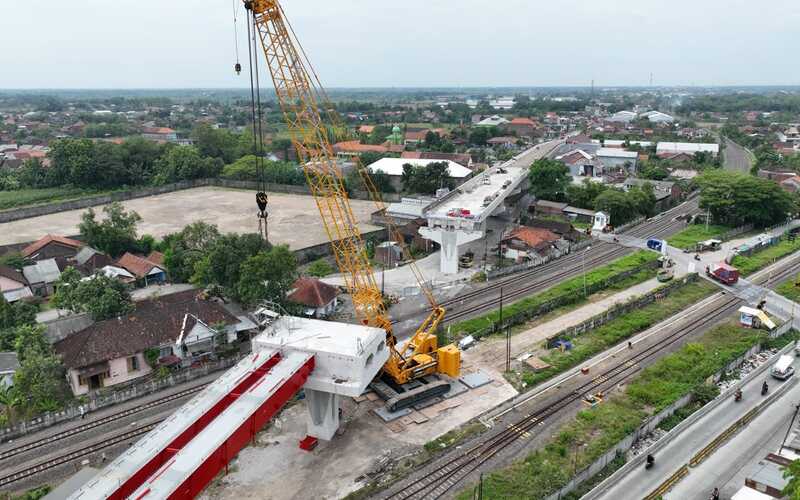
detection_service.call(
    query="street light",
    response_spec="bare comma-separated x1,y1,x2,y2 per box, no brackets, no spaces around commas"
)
582,245,593,297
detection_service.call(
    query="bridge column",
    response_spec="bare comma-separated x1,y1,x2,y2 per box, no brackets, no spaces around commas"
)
305,388,340,441
420,226,484,274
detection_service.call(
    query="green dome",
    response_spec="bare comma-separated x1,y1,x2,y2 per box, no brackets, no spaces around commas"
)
392,125,401,133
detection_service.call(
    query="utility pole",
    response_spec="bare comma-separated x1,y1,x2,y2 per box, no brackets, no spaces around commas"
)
780,403,800,455
582,246,592,297
499,286,504,332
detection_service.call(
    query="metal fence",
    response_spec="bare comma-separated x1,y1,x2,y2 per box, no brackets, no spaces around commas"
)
0,355,242,443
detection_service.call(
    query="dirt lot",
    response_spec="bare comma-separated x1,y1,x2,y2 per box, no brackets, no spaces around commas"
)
0,187,379,250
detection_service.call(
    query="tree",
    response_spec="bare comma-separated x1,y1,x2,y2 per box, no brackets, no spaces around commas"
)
192,124,241,164
120,137,165,185
221,155,305,185
306,258,334,277
53,269,134,321
235,245,298,307
627,184,658,218
594,189,636,226
566,179,608,209
696,170,796,227
0,384,21,424
782,459,800,499
13,327,68,414
79,202,142,257
162,222,221,282
529,158,570,201
16,158,48,188
401,161,453,194
0,295,37,351
152,145,223,184
192,233,268,296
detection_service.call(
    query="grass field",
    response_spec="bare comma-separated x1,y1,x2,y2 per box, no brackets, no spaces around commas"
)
666,223,731,249
777,275,800,302
0,187,107,211
451,251,659,337
731,236,800,275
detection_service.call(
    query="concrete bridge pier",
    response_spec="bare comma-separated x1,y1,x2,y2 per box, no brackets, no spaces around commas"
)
420,225,483,274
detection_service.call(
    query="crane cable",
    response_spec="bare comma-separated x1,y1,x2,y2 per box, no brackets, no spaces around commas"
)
244,7,268,240
231,0,241,74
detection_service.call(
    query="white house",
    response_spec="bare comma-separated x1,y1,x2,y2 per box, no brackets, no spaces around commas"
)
596,148,639,170
656,142,720,157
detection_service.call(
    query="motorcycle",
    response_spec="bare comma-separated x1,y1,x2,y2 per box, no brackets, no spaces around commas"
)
735,389,742,402
694,254,701,261
645,454,655,470
762,381,769,396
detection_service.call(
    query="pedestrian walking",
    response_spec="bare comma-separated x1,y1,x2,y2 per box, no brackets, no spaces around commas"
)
628,341,633,350
79,405,85,420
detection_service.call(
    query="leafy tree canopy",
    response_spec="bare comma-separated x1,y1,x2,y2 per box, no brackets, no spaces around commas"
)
529,158,570,201
79,202,143,257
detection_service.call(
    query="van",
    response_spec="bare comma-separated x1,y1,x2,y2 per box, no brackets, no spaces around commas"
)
771,354,795,380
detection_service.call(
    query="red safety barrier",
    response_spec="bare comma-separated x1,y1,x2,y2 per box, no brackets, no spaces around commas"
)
109,351,282,500
166,355,315,499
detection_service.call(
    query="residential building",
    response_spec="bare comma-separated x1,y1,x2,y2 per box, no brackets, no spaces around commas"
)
486,136,519,148
777,126,800,144
527,218,581,242
623,178,682,210
116,253,167,286
503,117,540,139
596,148,638,170
0,352,19,388
368,158,472,192
780,175,800,193
22,258,62,296
563,206,597,223
404,129,429,145
22,234,83,261
500,226,561,263
489,97,515,110
54,290,241,396
73,246,114,276
142,127,178,142
287,278,339,318
534,200,568,217
0,264,32,303
375,241,403,267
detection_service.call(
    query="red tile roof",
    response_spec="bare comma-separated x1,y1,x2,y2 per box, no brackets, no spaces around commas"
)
54,290,238,369
22,234,83,258
288,278,339,308
504,227,560,251
146,251,166,266
332,140,389,154
143,127,175,135
510,117,538,126
117,253,162,278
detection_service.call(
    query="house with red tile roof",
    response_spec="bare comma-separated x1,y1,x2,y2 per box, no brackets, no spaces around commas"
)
142,127,178,142
116,253,166,286
22,234,83,261
287,278,339,318
54,290,240,395
500,226,562,263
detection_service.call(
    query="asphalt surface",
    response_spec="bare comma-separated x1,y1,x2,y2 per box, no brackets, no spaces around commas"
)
724,137,754,173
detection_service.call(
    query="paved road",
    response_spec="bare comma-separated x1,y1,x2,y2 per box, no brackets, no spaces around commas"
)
667,368,800,500
594,353,800,500
724,137,754,173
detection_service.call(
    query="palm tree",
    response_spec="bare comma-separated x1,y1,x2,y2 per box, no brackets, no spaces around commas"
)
0,385,21,425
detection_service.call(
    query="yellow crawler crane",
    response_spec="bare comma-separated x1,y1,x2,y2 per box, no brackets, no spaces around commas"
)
243,0,460,394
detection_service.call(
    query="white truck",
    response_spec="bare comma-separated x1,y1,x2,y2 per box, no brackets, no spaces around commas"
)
771,354,795,381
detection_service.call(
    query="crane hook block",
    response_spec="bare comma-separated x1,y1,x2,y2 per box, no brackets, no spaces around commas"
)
235,62,242,75
256,191,268,215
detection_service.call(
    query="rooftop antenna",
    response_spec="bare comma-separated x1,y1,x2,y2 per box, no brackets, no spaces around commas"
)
650,73,654,88
590,79,595,101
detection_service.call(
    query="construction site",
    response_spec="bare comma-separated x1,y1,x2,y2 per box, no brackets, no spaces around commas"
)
3,2,800,500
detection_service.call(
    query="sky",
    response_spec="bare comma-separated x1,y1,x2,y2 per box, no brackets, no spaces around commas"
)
2,0,799,89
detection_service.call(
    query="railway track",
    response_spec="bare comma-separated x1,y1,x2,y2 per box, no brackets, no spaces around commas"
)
0,422,157,489
384,255,798,500
0,382,207,463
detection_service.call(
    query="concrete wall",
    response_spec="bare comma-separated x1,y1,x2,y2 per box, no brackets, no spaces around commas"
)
0,178,401,225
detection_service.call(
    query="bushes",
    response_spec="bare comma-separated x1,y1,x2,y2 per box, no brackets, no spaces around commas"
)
306,258,334,277
666,224,731,249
